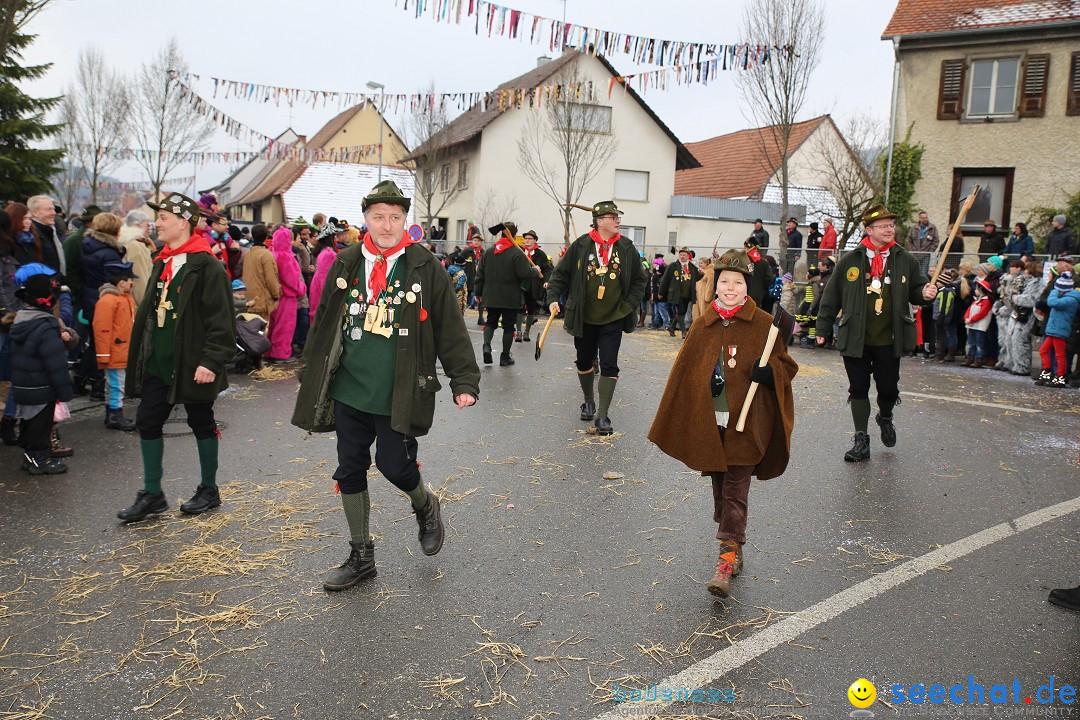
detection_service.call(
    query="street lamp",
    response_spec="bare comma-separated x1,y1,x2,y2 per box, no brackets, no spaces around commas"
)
366,80,385,183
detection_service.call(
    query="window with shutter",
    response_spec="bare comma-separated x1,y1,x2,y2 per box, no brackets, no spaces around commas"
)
938,59,966,120
1018,54,1049,118
1068,51,1080,116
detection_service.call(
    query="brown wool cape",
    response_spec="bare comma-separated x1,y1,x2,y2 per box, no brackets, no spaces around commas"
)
648,296,798,478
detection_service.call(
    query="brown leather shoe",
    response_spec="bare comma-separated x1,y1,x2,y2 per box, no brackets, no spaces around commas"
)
50,424,73,458
706,540,743,597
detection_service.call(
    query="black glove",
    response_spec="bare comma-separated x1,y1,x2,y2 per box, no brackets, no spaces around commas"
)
750,359,774,389
711,363,725,397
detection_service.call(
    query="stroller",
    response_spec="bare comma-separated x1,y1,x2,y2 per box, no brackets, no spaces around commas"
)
232,313,271,373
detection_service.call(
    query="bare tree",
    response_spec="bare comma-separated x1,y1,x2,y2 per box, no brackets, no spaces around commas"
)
0,0,51,60
735,0,825,253
52,94,84,212
67,48,130,204
130,38,213,199
472,185,518,241
516,62,618,245
813,114,884,245
404,83,467,231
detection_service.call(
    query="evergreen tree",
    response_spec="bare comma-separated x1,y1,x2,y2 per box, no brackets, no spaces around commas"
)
0,18,63,203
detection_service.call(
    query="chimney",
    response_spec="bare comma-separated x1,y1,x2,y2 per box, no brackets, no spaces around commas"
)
537,56,551,68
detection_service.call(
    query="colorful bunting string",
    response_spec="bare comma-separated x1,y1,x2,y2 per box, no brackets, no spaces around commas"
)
609,47,781,95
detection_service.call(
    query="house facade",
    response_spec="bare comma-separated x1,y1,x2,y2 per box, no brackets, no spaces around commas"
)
883,0,1080,240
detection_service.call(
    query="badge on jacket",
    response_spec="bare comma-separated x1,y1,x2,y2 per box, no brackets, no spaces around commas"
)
846,267,859,282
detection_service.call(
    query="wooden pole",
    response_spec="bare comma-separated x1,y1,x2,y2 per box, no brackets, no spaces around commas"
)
734,325,780,432
930,184,980,283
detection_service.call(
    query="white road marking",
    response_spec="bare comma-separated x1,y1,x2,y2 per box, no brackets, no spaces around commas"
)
903,391,1040,414
588,494,1080,719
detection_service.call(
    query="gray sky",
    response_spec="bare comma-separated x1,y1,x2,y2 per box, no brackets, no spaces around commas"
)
19,0,898,189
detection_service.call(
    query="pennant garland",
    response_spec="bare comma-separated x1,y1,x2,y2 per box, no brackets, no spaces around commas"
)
608,47,781,95
59,175,196,190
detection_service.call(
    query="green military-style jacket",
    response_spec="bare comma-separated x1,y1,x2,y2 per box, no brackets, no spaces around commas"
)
291,243,480,436
126,251,235,404
545,233,647,337
473,243,537,309
815,243,931,358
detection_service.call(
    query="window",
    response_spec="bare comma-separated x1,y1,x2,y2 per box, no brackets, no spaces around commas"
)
967,58,1019,117
950,168,1014,235
614,170,649,202
440,163,451,193
668,231,678,246
423,169,436,194
1068,51,1080,116
458,159,469,190
621,225,645,248
1019,54,1050,118
456,219,466,245
557,101,612,133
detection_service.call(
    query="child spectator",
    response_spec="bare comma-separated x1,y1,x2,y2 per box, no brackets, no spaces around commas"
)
794,264,820,347
9,273,73,474
93,262,138,431
932,269,960,362
963,279,994,367
1036,272,1079,387
447,263,467,315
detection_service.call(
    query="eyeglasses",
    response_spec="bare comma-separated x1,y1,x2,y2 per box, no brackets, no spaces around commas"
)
869,223,896,230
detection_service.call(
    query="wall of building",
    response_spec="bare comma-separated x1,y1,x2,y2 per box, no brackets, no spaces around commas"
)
329,103,410,166
665,217,786,261
896,32,1080,241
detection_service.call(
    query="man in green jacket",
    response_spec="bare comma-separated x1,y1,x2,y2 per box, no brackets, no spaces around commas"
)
292,181,480,592
545,201,646,436
657,247,703,338
474,221,541,366
118,193,235,522
815,204,938,462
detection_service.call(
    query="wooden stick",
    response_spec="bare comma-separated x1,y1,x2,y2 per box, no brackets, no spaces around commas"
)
534,311,557,360
734,324,779,432
930,185,980,284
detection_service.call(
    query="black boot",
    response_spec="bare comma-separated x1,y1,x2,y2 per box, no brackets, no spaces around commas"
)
875,413,896,448
180,485,221,514
593,416,613,436
414,493,444,556
579,401,596,421
844,432,871,462
499,352,515,366
1035,369,1051,386
105,409,136,431
89,377,105,400
1048,585,1080,612
22,451,67,476
323,540,376,591
0,417,17,446
482,343,493,365
117,490,168,522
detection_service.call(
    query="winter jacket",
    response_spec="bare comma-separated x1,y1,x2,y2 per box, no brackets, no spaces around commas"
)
0,250,21,318
647,296,798,478
92,284,136,369
1003,234,1034,258
126,251,235,405
308,246,336,323
806,230,822,250
1045,290,1080,339
240,245,281,318
291,243,480,436
659,261,704,303
545,233,647,337
80,229,125,319
61,229,85,304
14,230,40,267
977,232,1005,256
818,225,838,261
932,283,958,324
786,228,803,250
9,309,74,405
118,226,154,305
815,244,932,358
474,243,536,309
31,220,65,279
1045,227,1075,258
521,246,551,299
905,222,939,253
964,295,993,331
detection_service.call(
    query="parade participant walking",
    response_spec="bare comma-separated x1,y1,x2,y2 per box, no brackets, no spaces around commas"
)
742,237,774,307
267,226,305,363
815,204,938,461
648,248,797,597
292,181,479,591
93,262,138,431
658,247,702,338
515,230,550,343
545,201,646,436
474,221,539,366
117,193,235,522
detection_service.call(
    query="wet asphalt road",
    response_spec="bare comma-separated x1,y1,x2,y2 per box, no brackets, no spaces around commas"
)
0,313,1077,720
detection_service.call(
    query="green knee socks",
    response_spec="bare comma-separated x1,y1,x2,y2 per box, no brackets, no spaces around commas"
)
196,436,218,489
850,398,872,433
501,328,514,354
578,370,595,403
406,480,428,510
341,491,370,545
141,437,164,496
597,376,617,418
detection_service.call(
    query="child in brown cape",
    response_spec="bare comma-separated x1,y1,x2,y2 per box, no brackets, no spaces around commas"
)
648,248,798,597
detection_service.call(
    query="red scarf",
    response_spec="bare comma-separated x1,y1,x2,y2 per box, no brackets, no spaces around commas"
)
363,231,413,297
524,244,538,258
589,229,620,265
158,234,213,283
860,237,895,278
494,236,515,254
712,300,745,319
747,247,761,263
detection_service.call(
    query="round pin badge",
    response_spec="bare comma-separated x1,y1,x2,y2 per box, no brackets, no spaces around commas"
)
408,224,424,242
406,291,417,303
336,277,348,289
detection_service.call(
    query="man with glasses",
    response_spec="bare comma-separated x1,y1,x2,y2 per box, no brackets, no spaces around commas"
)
545,201,646,436
815,204,938,462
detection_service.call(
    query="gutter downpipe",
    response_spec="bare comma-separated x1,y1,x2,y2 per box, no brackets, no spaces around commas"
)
884,36,901,204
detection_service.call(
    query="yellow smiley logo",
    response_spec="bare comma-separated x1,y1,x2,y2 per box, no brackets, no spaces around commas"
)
847,678,876,709
846,267,860,282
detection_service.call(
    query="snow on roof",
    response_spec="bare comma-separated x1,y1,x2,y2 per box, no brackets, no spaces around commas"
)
281,163,416,226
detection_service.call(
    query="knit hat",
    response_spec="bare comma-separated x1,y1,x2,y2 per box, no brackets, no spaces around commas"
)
809,221,819,231
1053,214,1066,225
1055,253,1075,265
936,268,959,285
1055,272,1075,292
978,262,995,275
987,255,1004,270
292,216,312,231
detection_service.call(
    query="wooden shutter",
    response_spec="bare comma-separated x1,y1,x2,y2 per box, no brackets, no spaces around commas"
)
1019,54,1050,117
938,59,966,120
1068,51,1080,116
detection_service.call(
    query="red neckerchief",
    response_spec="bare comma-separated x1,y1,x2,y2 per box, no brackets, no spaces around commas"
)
494,237,515,254
524,244,538,258
712,300,745,319
860,237,895,277
363,231,413,297
589,229,619,265
747,247,761,263
158,234,213,282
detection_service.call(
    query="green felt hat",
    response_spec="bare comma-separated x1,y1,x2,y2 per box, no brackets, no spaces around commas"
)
361,180,411,213
147,193,199,229
714,248,755,276
591,200,623,218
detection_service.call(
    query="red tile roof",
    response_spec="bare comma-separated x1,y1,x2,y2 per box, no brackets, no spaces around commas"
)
883,0,1080,38
674,116,828,200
